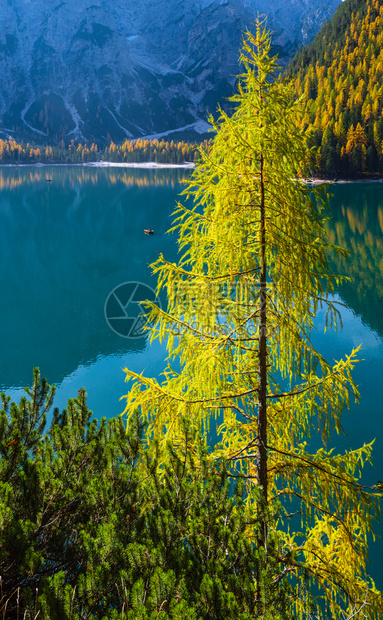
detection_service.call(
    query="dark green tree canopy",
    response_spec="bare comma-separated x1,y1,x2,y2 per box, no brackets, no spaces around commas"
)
1,370,279,619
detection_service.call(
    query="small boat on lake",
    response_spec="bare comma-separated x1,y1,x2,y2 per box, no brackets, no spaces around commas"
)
144,229,154,235
46,178,52,182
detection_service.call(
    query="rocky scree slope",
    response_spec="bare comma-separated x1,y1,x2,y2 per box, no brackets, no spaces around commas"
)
0,0,342,144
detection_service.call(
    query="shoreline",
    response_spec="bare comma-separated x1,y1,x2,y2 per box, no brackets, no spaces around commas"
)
1,162,383,182
0,161,196,169
303,176,383,184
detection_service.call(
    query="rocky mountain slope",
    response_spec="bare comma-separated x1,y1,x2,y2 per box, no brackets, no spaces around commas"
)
0,0,342,143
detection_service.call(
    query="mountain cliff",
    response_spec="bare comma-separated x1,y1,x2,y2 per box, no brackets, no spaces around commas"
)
0,0,342,143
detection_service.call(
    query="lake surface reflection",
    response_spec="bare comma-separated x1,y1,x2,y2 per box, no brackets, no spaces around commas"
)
0,166,186,416
0,169,382,586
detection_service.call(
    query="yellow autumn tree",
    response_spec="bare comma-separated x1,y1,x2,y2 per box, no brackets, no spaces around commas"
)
288,0,383,175
123,24,382,619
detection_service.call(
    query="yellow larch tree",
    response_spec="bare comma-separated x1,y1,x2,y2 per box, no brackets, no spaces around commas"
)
123,24,382,619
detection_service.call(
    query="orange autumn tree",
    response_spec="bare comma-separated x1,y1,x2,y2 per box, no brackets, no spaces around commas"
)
289,0,383,176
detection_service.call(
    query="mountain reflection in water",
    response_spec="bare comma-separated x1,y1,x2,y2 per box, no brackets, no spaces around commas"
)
326,182,383,337
0,166,187,402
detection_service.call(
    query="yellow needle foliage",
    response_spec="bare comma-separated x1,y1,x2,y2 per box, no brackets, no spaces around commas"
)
289,0,383,177
123,22,382,619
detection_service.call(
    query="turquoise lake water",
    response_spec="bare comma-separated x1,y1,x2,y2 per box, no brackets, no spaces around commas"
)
0,166,382,587
0,166,184,415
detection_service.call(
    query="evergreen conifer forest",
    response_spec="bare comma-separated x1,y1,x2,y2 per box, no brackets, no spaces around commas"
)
288,0,383,177
0,370,263,619
0,138,205,165
0,15,382,620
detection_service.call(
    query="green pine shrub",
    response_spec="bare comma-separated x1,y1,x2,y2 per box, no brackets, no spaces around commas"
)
0,369,286,619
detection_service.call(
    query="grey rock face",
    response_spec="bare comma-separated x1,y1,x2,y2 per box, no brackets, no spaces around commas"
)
0,0,342,143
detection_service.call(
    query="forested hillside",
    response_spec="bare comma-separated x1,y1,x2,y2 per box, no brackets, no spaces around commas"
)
288,0,383,177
